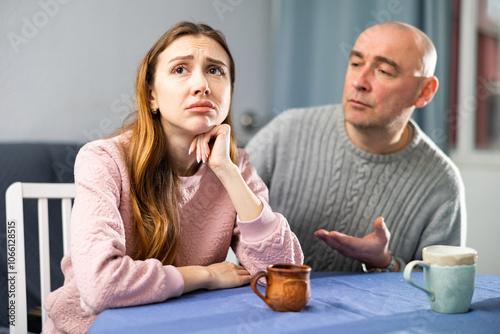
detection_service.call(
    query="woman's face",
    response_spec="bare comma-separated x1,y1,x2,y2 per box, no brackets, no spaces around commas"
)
150,35,232,139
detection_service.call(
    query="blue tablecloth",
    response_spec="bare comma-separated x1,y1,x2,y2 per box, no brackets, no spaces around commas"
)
89,272,500,333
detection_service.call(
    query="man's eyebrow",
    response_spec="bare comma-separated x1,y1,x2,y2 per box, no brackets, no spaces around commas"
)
349,50,401,72
349,50,363,59
374,56,400,72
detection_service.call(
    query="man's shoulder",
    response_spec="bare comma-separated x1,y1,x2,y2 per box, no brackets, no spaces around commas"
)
412,126,463,186
263,104,342,134
245,104,342,163
278,103,341,120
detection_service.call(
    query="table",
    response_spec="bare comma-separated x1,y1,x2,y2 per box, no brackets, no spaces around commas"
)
89,272,500,333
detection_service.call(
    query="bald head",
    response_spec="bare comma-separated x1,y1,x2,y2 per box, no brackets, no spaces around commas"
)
358,21,437,77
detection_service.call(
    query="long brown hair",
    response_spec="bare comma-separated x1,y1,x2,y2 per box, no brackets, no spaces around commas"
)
121,22,238,265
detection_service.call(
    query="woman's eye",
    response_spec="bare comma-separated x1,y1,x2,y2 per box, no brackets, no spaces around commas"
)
209,67,224,76
173,66,187,74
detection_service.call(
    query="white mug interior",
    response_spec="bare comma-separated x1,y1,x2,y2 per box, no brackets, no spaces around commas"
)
423,245,477,266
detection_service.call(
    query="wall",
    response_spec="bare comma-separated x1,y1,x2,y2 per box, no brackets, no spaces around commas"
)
0,0,274,144
458,165,500,275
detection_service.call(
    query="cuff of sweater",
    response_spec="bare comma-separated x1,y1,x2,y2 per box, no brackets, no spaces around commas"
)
164,265,185,298
395,257,406,272
236,201,280,243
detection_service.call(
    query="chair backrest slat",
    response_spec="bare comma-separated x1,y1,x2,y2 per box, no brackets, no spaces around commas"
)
6,182,75,334
21,183,76,199
38,198,51,326
61,198,73,255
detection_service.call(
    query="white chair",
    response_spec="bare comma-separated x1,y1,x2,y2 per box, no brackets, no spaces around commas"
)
5,182,75,334
225,247,239,265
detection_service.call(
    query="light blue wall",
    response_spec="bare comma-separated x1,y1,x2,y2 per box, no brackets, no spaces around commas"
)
271,0,453,152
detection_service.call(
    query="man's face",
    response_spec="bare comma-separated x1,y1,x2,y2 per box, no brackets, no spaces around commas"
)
342,25,425,133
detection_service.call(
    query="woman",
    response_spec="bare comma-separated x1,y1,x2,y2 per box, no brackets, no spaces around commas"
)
43,22,303,333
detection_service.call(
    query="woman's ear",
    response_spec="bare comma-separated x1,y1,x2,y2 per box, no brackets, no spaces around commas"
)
414,76,439,108
149,86,158,111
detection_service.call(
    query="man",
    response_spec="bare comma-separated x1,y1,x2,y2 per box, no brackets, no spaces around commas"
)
245,21,466,272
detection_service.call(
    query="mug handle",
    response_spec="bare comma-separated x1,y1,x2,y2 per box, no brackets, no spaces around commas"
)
404,260,435,301
250,271,274,309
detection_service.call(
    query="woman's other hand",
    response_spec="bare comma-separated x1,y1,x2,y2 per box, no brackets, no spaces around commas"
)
177,261,251,294
205,261,252,290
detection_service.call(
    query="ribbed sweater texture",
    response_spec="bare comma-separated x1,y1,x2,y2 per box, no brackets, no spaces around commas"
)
245,104,466,272
43,135,303,333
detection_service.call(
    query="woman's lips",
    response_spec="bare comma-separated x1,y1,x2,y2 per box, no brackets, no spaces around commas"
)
187,101,216,113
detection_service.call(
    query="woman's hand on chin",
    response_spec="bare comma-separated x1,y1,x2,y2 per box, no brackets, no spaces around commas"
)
189,124,233,173
189,124,263,222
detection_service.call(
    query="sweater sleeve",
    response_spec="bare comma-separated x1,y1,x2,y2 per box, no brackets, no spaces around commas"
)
411,165,466,262
231,149,304,275
70,141,184,315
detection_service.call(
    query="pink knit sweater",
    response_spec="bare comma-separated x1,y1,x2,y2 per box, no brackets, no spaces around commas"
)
43,135,303,333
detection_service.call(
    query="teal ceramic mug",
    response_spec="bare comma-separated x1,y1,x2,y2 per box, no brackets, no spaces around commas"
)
404,245,478,314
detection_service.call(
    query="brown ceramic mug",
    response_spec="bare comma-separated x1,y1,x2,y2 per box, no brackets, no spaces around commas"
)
250,263,311,312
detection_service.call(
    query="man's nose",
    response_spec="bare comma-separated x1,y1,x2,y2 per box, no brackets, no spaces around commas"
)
352,67,371,92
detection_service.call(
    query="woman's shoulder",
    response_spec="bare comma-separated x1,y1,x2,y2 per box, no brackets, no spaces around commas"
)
79,133,129,158
75,133,131,174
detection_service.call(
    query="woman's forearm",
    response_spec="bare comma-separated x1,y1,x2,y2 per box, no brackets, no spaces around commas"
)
212,163,263,221
176,266,211,293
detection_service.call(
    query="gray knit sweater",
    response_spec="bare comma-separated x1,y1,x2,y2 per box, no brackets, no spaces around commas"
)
245,104,466,272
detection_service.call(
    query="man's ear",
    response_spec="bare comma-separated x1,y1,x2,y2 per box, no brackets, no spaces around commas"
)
414,76,439,108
